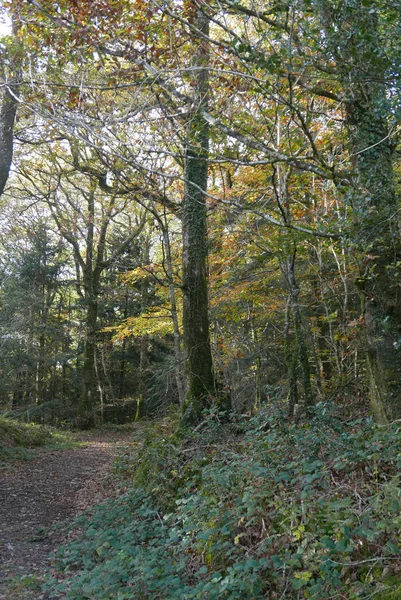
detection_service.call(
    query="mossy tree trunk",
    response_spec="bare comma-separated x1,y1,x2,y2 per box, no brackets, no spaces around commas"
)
78,184,100,428
320,0,401,422
285,251,314,411
285,295,298,418
78,294,98,426
351,99,401,423
181,3,222,424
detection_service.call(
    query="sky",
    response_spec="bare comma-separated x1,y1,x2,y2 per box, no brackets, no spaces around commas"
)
0,14,11,36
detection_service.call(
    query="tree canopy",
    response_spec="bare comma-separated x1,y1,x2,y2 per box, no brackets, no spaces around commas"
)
0,0,400,425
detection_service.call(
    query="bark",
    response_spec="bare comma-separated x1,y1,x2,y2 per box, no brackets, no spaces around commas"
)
181,3,222,424
250,317,262,410
61,297,72,401
212,320,232,398
51,175,146,427
94,348,104,424
35,331,46,406
135,234,152,420
161,218,186,407
273,160,313,411
286,253,314,409
35,284,54,405
0,8,21,197
320,1,401,422
353,110,401,423
0,85,18,196
136,335,149,421
101,343,115,403
285,294,298,418
78,297,98,427
118,293,129,397
78,185,100,427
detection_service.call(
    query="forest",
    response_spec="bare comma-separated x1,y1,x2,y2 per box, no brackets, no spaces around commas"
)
1,0,401,598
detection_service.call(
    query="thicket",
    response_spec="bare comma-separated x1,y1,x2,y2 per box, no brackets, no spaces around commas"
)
46,406,401,599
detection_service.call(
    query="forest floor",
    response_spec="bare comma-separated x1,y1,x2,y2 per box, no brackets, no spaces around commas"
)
0,427,142,600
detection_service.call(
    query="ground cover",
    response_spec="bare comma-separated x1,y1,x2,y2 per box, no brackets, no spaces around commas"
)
46,407,401,599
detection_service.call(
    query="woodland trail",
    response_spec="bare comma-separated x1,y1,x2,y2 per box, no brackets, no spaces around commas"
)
0,429,138,600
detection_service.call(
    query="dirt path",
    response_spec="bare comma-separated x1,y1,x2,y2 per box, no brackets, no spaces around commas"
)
0,430,138,599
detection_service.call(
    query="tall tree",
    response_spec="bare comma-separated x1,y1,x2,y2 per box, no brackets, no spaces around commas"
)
181,1,222,423
318,0,401,421
0,217,67,410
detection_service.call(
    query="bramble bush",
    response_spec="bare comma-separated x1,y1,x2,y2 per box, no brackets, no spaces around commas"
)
46,405,401,599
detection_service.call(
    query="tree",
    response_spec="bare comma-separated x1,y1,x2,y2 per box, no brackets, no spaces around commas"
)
0,2,21,196
0,216,67,412
4,0,400,426
317,0,401,421
181,1,221,423
18,137,147,426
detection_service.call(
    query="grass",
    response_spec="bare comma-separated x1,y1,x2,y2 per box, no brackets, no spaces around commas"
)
0,417,81,465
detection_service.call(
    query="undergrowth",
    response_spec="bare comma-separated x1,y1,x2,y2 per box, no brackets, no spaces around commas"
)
0,417,78,464
46,405,401,599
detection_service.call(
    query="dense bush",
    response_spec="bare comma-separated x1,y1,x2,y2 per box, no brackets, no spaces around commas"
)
47,406,401,599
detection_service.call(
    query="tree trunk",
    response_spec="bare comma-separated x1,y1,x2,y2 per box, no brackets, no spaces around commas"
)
78,297,98,427
181,3,222,424
286,253,314,409
136,335,149,421
118,292,129,397
250,316,262,410
0,10,21,197
35,331,46,406
353,105,401,423
0,85,18,196
285,294,298,418
161,216,186,406
94,347,105,425
78,184,98,428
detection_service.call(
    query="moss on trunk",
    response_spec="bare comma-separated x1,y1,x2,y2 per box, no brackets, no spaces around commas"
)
181,5,230,424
